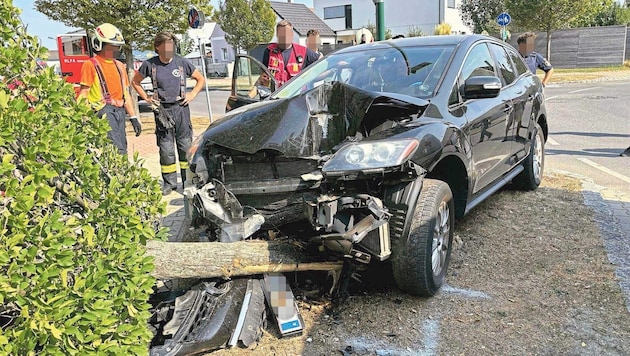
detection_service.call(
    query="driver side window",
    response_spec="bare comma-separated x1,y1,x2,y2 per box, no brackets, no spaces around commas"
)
460,43,497,82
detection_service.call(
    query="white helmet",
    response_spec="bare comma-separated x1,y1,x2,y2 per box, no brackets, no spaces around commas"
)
91,23,125,52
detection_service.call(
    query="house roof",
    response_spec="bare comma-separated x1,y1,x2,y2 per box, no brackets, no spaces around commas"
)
269,1,335,37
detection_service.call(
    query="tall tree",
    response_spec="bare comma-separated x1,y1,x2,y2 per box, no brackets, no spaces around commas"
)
216,0,275,53
35,0,213,112
34,1,196,64
507,0,601,59
459,0,504,34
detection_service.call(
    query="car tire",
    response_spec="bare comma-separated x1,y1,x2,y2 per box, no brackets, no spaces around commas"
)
392,179,454,297
512,122,545,190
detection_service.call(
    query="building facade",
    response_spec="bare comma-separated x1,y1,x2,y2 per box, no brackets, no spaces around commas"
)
313,0,470,43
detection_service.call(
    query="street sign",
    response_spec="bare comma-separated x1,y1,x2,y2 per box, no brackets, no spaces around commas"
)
188,8,205,29
496,12,511,27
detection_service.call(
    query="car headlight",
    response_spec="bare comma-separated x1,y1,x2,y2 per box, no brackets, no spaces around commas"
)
322,139,419,174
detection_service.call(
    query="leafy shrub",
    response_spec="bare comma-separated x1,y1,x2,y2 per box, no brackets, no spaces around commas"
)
0,1,168,354
433,22,452,35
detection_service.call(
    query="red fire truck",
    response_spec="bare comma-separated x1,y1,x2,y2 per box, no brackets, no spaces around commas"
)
56,31,91,95
56,31,150,96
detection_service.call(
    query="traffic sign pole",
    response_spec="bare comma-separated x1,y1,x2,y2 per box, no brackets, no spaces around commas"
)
496,12,511,42
188,8,213,122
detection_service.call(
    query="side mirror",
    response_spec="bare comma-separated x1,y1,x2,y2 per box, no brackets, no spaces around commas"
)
463,76,502,99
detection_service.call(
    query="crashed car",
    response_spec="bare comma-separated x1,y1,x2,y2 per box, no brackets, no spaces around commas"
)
151,35,548,354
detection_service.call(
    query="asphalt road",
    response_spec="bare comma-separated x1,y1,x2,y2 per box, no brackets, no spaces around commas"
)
544,81,630,195
188,88,231,121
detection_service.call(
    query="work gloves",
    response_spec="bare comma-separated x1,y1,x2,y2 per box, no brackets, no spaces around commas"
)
129,116,142,137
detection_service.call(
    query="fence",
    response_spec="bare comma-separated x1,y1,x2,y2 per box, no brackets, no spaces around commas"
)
508,25,628,69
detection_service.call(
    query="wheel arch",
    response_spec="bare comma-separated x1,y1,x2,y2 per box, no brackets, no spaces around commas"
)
426,154,469,219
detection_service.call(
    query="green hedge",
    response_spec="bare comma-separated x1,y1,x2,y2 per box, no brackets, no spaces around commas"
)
0,1,168,354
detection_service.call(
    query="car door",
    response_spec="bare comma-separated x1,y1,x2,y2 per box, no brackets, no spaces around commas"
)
459,43,513,193
488,42,535,169
506,46,539,162
225,54,276,112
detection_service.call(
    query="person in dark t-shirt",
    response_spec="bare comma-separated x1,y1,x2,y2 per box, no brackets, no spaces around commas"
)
131,32,205,195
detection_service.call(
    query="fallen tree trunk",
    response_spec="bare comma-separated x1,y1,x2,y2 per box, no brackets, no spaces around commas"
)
146,240,343,279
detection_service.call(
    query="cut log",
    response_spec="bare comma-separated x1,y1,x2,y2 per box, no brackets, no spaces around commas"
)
146,240,343,280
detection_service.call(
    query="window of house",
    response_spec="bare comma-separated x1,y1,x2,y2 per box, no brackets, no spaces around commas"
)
324,5,345,19
222,48,228,61
324,5,352,29
447,0,456,9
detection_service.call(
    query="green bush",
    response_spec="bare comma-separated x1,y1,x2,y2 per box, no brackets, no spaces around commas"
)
0,1,168,354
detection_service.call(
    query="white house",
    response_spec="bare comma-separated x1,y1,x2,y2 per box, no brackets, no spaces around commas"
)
313,0,471,43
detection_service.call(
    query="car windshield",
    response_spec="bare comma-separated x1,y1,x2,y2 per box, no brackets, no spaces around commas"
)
272,43,455,100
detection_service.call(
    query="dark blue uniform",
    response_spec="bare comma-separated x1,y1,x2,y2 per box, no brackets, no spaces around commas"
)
138,56,196,192
523,51,552,74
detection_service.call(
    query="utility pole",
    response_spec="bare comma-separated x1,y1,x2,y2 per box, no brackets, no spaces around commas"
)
373,0,385,41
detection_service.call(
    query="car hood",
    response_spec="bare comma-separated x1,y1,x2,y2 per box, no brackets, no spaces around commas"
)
201,82,430,158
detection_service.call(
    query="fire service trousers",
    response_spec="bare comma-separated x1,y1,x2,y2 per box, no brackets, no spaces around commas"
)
155,103,192,189
97,104,128,155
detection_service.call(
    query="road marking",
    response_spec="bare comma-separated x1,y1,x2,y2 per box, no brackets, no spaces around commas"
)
442,284,490,299
545,95,559,101
577,158,630,184
547,137,560,146
568,87,600,94
421,319,440,356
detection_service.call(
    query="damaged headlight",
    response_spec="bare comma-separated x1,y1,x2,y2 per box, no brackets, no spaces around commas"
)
322,138,419,174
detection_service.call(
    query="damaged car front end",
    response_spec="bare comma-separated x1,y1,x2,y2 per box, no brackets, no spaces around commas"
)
149,35,549,354
186,79,442,267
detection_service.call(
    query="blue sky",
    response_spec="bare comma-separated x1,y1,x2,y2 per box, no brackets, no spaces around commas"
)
14,0,314,50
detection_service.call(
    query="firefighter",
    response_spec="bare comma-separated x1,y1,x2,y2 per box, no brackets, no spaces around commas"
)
131,32,205,195
262,20,320,87
517,32,553,87
78,23,141,155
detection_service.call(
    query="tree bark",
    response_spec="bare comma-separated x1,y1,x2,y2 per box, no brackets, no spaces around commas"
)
146,240,343,280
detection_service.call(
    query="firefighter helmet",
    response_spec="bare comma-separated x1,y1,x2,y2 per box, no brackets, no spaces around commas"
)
91,23,125,52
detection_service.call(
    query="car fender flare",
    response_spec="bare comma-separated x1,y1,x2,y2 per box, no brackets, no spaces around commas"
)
382,175,425,245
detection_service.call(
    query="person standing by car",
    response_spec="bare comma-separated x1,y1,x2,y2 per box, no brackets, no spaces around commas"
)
306,29,323,59
262,20,320,87
78,23,141,155
131,32,206,195
517,32,553,87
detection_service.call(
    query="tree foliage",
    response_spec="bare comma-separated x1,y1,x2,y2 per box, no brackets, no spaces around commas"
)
459,0,504,34
1,1,168,353
33,0,213,96
571,0,630,27
365,21,393,40
216,0,275,52
506,0,602,59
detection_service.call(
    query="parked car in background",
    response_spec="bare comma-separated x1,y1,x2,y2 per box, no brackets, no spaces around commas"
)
149,35,548,354
140,76,153,97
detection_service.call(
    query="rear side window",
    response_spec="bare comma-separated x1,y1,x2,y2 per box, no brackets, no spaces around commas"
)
489,43,516,85
507,47,530,77
460,43,496,82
